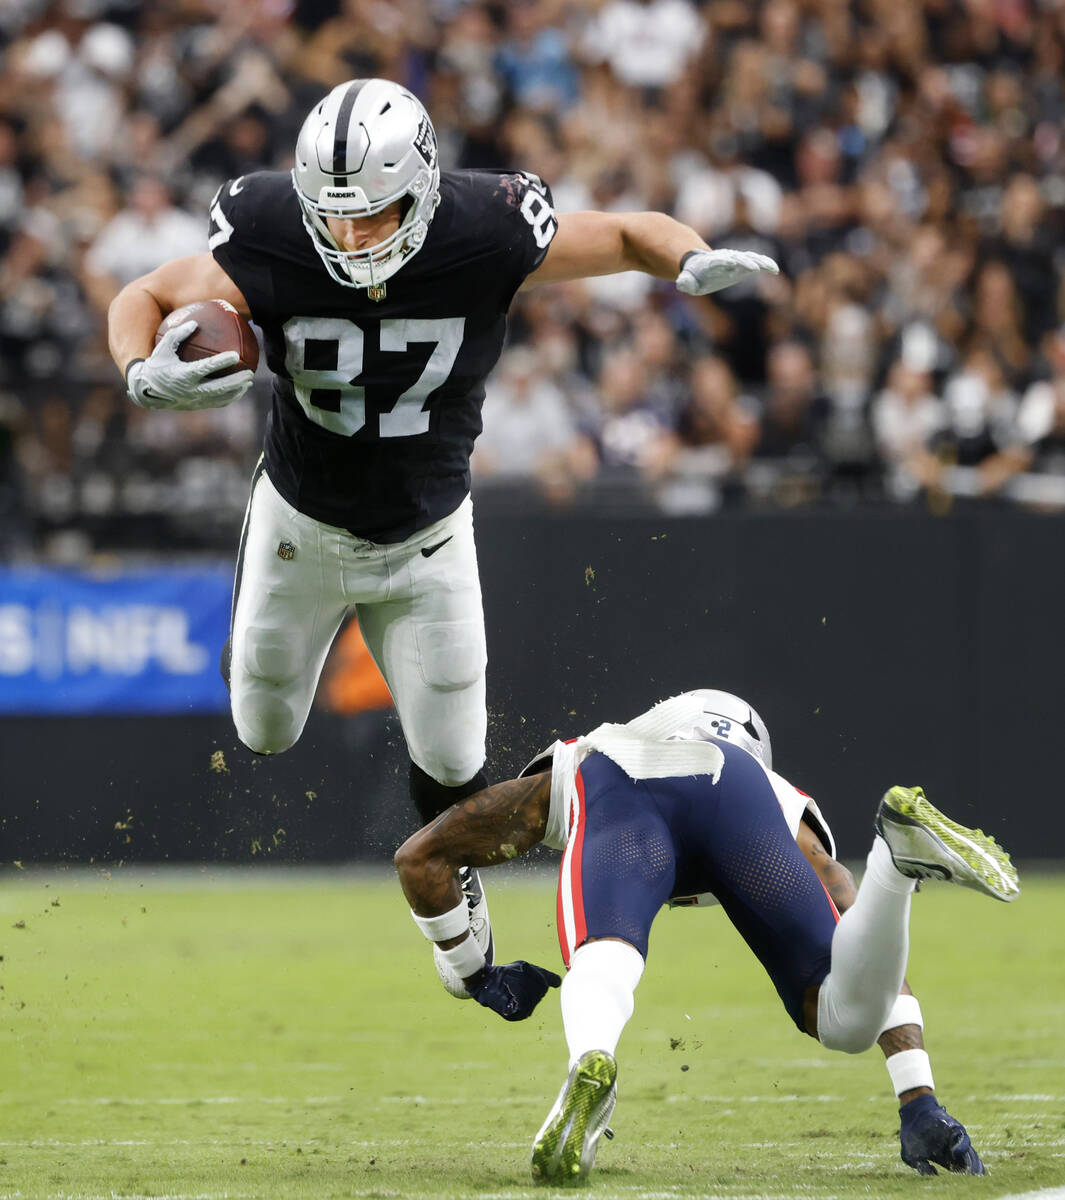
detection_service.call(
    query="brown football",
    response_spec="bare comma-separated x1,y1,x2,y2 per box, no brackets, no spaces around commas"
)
155,299,259,377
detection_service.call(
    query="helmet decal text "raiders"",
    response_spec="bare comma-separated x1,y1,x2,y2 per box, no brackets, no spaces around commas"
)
413,115,437,169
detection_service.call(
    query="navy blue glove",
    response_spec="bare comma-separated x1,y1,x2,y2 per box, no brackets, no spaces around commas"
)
899,1094,986,1175
467,960,562,1022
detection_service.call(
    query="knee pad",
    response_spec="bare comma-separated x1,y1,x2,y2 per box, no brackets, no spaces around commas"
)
411,747,486,791
816,973,891,1055
406,707,486,789
415,620,486,692
232,679,302,756
242,626,302,683
232,626,308,753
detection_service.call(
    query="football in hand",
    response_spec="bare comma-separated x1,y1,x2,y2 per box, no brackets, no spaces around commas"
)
155,299,259,377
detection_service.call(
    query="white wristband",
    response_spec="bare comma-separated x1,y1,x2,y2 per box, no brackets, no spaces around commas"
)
411,898,470,942
435,934,486,982
886,1048,935,1096
879,993,923,1035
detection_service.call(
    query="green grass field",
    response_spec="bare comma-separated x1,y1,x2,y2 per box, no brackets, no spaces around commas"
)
2,864,1064,1200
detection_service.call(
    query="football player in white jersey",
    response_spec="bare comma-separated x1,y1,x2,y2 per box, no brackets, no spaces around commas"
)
394,689,1018,1185
106,79,779,977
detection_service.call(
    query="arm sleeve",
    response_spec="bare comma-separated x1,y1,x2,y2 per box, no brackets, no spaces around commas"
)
207,178,276,319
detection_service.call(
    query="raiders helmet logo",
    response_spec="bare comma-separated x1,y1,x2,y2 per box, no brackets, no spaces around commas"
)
413,115,437,169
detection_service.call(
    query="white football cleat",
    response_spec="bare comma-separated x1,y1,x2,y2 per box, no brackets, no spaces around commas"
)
434,866,495,998
875,786,1019,902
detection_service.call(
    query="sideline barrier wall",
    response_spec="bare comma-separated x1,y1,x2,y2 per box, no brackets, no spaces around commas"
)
2,508,1062,862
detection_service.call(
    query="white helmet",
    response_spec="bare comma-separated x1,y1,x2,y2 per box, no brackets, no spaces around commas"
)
668,689,773,770
291,78,440,290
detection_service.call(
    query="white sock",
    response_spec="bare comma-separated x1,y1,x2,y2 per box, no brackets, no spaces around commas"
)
561,940,645,1068
817,836,917,1053
864,833,920,895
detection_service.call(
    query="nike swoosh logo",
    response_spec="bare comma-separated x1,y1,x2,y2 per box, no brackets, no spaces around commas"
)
421,537,453,558
229,177,244,196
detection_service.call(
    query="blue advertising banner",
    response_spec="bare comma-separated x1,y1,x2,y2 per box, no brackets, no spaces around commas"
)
0,567,233,714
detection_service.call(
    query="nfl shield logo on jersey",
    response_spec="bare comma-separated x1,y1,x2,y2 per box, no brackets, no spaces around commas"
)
277,540,296,561
367,282,387,302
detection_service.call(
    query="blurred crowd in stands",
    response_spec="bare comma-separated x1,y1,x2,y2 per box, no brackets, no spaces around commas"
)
2,0,1065,559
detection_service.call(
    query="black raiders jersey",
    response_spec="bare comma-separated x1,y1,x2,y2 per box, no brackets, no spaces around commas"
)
208,168,558,541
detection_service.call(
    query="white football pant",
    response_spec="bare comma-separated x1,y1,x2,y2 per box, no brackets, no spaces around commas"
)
227,467,487,785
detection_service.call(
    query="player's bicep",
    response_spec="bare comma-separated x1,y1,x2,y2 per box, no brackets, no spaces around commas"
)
137,254,252,319
520,211,628,289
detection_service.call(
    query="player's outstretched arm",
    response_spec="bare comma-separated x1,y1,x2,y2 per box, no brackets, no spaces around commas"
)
796,820,986,1175
394,773,560,1021
521,211,779,295
108,253,254,411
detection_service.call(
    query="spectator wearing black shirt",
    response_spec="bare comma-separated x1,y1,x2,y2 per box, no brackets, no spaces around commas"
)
748,340,829,506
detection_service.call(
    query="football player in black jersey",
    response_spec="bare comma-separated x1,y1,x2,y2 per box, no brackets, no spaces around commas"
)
106,78,779,992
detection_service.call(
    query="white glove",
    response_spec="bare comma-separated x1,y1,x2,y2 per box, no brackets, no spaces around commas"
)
126,320,255,411
675,248,780,296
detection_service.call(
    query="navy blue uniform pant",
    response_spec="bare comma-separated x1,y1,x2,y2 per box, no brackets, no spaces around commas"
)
556,745,839,1030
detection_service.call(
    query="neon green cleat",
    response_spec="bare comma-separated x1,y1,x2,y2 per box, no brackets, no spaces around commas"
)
531,1050,617,1186
876,786,1020,902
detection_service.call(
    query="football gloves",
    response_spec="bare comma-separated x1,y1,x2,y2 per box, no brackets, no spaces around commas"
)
899,1093,986,1175
675,248,780,296
126,320,255,411
467,960,561,1022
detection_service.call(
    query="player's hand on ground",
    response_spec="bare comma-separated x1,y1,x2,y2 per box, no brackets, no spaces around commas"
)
126,321,255,411
467,960,562,1022
899,1093,986,1175
675,248,780,296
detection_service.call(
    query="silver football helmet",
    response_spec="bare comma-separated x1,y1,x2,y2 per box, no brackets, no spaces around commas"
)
291,78,440,290
668,689,773,770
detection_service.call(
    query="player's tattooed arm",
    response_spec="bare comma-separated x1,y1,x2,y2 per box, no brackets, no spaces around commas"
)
396,774,562,1020
796,820,857,913
394,772,552,925
797,819,929,1088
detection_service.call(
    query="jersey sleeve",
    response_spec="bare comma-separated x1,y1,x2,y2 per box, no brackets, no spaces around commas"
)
545,740,580,851
490,171,558,292
519,736,574,852
769,771,837,859
207,176,277,319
